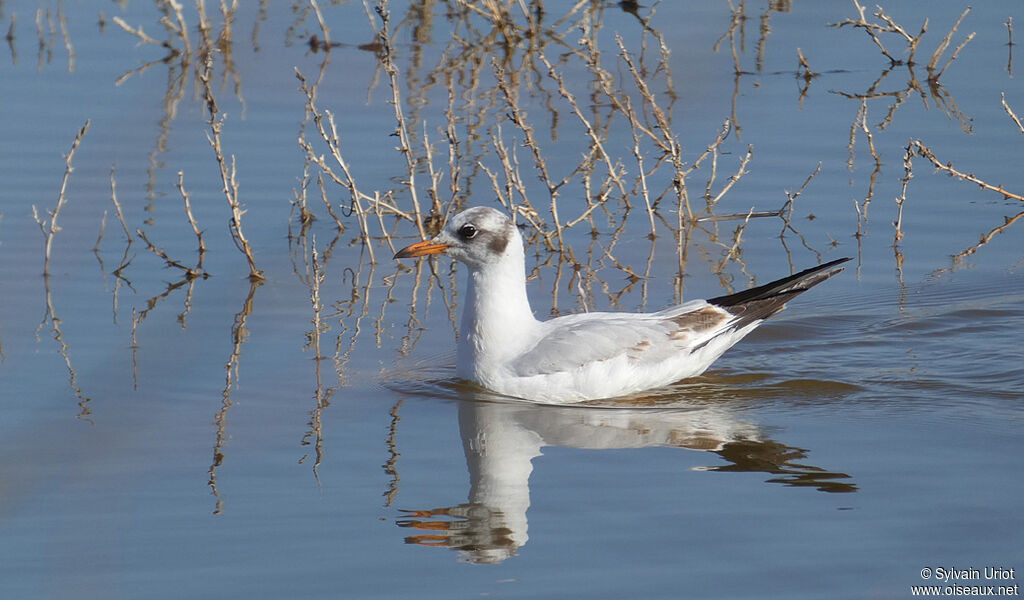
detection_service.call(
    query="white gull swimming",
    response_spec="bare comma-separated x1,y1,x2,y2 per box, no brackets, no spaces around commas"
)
395,206,849,404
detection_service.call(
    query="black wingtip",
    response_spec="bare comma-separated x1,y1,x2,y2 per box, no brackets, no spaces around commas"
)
709,257,851,308
707,258,850,328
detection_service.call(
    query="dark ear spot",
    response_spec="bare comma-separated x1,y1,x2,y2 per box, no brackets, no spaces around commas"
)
487,229,510,255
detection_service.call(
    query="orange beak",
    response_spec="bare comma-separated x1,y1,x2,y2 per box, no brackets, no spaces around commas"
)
394,239,449,259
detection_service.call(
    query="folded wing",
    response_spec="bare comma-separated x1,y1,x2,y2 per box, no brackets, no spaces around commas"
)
507,301,732,377
506,258,851,379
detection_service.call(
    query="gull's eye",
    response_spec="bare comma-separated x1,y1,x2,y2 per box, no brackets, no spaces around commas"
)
458,224,478,240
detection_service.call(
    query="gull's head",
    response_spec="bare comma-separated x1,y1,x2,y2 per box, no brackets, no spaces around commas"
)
394,206,519,270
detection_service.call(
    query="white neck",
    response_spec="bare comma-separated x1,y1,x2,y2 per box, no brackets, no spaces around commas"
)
457,244,538,380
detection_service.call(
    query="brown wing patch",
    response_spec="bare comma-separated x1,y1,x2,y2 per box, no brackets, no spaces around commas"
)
667,306,728,342
627,339,652,360
670,306,728,332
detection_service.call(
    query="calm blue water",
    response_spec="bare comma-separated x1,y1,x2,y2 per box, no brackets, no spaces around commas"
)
0,2,1021,599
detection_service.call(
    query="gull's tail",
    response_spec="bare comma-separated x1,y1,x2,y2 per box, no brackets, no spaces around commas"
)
708,257,851,329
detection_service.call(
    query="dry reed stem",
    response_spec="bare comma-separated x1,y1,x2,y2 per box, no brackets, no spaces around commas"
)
894,142,914,243
93,210,107,254
627,101,657,238
112,16,163,46
926,7,972,80
615,35,690,225
901,137,1024,256
308,0,331,49
296,105,375,258
615,35,674,152
334,258,374,385
34,139,94,419
108,166,132,242
796,47,818,105
297,65,425,260
489,132,551,247
442,80,462,226
113,0,191,75
582,34,661,147
492,59,566,249
1007,16,1015,76
538,52,628,202
136,229,201,278
575,37,666,232
857,99,881,167
317,173,345,230
707,145,753,212
199,50,263,280
163,0,191,53
678,119,731,215
291,159,315,234
32,120,89,275
600,245,644,281
177,171,207,270
421,124,443,220
834,1,898,63
107,166,136,324
713,2,743,75
952,211,1024,263
832,1,928,66
724,208,755,264
375,1,426,238
910,140,1024,202
780,162,822,238
797,48,816,79
1002,93,1024,134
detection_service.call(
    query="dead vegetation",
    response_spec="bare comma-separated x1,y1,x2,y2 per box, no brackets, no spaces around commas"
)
297,0,829,309
826,2,1023,266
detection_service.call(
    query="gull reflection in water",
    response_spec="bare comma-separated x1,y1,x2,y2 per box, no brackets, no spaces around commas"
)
397,389,856,564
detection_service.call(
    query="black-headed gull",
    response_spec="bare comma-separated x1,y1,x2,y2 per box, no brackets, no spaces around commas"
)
395,206,849,403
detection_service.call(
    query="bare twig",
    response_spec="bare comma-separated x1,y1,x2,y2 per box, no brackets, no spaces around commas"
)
797,47,817,80
926,7,972,81
954,211,1024,262
177,171,207,271
308,0,331,50
32,120,90,275
109,165,132,241
493,58,567,249
93,210,107,254
1007,16,1015,77
375,1,427,238
830,1,904,64
136,229,198,276
911,140,1024,202
1002,93,1024,134
894,141,914,243
113,16,163,47
780,162,822,238
199,50,263,280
